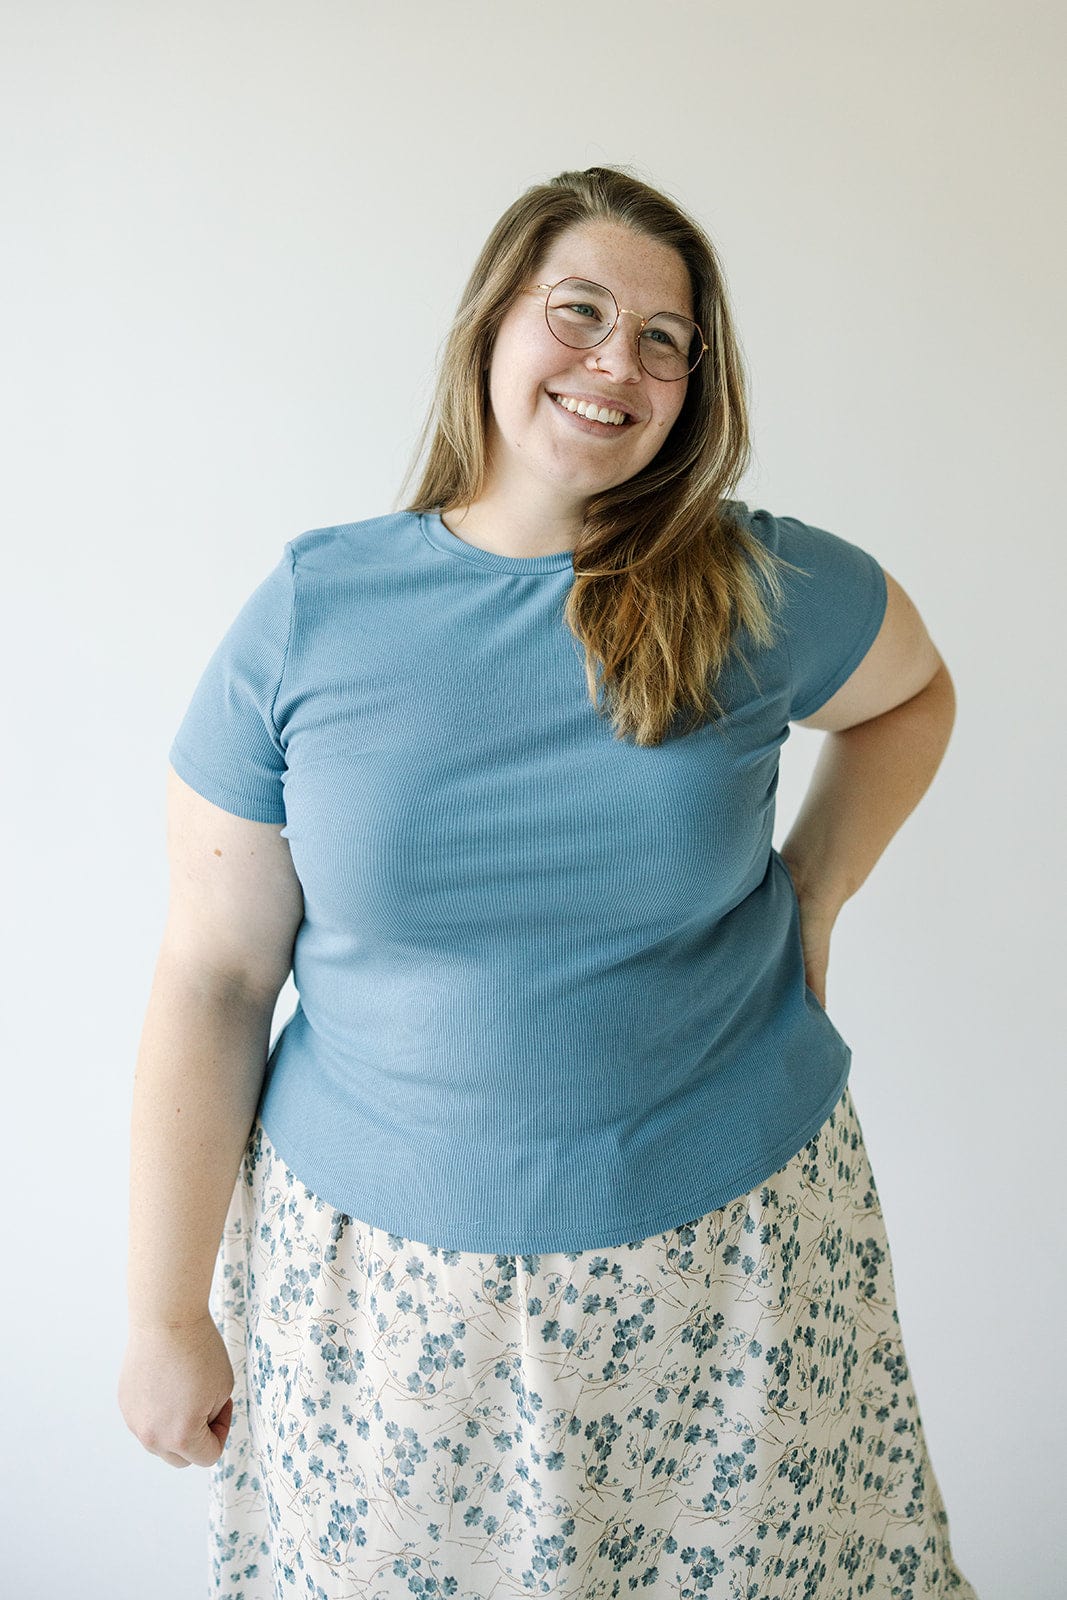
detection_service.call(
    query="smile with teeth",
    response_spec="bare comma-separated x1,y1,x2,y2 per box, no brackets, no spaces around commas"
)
550,393,631,428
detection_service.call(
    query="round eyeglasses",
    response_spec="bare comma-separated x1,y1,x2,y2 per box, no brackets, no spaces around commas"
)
529,277,708,381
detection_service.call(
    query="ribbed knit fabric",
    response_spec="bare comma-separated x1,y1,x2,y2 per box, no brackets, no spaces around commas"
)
168,503,887,1254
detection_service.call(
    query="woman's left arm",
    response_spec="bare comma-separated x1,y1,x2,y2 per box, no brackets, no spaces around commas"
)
780,570,957,1003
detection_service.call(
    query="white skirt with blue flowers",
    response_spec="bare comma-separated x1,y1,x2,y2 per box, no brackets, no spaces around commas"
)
206,1084,977,1599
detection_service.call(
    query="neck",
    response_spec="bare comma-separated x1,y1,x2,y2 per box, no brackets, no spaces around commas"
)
441,471,589,562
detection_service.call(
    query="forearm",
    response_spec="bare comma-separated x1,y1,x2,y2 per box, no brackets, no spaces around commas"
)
780,661,957,911
126,953,277,1329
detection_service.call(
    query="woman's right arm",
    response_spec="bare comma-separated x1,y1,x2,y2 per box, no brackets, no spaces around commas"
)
118,766,304,1467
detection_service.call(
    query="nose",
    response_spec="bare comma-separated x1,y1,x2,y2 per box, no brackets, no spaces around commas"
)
584,315,644,383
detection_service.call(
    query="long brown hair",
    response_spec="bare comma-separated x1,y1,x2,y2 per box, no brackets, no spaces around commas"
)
395,165,791,747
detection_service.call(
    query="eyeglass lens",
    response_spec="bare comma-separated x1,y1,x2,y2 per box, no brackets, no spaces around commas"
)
544,279,702,379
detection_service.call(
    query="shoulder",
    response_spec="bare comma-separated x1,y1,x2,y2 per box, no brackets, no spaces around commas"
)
736,503,873,577
287,510,421,576
733,505,886,629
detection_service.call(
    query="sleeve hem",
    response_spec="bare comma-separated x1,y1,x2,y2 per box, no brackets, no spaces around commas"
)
167,746,288,825
790,562,888,723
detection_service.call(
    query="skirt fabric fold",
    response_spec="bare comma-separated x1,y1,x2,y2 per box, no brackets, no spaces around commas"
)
206,1085,977,1599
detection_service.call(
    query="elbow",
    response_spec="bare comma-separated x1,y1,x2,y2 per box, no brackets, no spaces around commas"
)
933,654,957,715
924,654,958,741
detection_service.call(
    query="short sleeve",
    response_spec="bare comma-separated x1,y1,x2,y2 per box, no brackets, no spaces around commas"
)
167,544,295,823
750,509,888,722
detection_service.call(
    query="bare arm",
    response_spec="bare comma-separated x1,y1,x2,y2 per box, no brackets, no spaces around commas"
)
775,570,955,1008
125,767,304,1330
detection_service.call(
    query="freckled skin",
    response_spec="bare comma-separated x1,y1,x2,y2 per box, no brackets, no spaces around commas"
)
487,220,692,498
445,220,694,559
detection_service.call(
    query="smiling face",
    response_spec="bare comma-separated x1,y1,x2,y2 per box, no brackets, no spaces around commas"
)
482,220,695,514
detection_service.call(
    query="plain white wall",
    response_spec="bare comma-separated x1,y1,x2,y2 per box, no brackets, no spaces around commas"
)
2,2,1062,1594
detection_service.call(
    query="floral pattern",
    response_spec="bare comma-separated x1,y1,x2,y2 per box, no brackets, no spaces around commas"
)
207,1086,977,1599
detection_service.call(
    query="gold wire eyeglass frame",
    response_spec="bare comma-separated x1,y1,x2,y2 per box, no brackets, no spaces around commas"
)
527,278,709,381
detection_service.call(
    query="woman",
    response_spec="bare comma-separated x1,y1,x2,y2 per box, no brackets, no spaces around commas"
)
119,166,977,1598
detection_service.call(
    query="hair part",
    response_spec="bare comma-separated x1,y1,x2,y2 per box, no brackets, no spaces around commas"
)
395,164,792,747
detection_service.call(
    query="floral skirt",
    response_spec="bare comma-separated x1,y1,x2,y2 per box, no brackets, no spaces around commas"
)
206,1085,978,1599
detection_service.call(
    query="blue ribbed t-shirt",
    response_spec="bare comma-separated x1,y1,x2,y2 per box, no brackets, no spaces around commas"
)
168,503,887,1254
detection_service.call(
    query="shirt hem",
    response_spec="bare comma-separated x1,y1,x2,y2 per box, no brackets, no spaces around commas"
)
253,1060,853,1258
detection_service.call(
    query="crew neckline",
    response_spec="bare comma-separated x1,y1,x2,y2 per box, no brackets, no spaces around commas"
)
418,509,576,574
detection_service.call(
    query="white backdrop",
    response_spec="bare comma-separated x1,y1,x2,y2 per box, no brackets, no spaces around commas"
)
2,2,1062,1595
